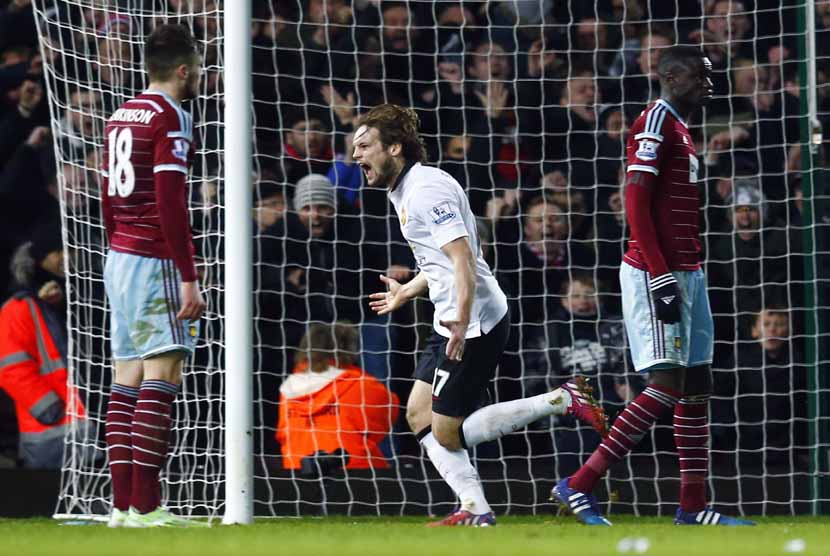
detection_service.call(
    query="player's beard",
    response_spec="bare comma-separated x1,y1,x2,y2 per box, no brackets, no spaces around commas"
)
184,72,199,100
376,156,400,189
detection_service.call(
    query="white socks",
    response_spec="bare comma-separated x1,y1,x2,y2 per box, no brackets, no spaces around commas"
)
460,387,571,448
419,431,492,515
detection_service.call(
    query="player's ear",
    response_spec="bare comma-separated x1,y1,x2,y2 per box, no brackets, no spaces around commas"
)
388,143,402,157
176,64,189,81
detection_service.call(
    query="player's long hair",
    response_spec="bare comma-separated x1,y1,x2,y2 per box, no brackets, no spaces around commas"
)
357,104,427,164
295,322,359,373
144,24,199,82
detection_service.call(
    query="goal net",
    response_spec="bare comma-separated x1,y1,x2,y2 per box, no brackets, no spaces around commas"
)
32,0,829,519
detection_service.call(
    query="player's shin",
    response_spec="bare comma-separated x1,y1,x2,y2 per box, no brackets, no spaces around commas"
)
417,427,492,514
674,393,710,513
569,384,680,493
131,379,178,513
106,383,139,511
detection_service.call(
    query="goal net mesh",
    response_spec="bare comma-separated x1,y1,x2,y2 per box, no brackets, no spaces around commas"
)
32,0,829,518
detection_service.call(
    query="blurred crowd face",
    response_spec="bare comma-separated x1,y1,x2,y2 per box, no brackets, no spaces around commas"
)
562,279,599,317
382,5,414,52
40,250,65,280
752,310,790,353
638,32,671,81
288,119,328,158
707,0,751,43
733,204,761,233
564,73,597,121
524,201,567,243
469,42,510,81
58,162,91,214
254,193,286,231
733,63,763,96
444,135,469,160
575,18,608,51
67,90,100,138
298,203,335,237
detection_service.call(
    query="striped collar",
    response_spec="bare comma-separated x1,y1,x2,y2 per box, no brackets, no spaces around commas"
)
655,98,687,128
144,89,182,109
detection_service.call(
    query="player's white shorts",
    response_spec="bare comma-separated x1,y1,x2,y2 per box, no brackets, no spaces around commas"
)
104,250,199,360
620,262,713,372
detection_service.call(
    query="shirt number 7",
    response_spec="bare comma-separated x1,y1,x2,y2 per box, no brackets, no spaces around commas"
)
433,369,451,397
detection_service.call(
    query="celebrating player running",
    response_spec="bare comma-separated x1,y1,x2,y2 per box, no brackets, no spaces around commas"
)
552,46,755,527
359,104,608,527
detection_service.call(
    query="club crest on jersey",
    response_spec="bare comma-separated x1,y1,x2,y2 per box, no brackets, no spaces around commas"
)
635,139,659,161
400,208,407,226
431,202,455,224
172,139,189,162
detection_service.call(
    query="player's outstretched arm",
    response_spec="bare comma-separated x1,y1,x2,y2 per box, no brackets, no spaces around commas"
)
368,272,426,315
625,171,681,324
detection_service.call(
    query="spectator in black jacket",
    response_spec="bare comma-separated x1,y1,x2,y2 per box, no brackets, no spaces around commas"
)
711,306,807,470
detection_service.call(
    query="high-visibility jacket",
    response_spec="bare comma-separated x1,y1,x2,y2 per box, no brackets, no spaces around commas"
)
277,362,399,469
0,293,84,445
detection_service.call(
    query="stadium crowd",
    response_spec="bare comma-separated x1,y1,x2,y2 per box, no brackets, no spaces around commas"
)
0,0,828,475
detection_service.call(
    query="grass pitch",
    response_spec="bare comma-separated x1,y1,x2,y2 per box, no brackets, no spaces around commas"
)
1,515,829,556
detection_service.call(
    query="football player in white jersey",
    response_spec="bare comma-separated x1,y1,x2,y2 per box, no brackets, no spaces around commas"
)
356,104,609,526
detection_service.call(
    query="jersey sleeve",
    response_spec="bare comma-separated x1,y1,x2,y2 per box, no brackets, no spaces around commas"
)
411,184,469,249
626,109,673,177
152,109,193,175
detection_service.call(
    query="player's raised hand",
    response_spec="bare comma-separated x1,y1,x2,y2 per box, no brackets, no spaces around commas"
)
368,274,408,315
439,319,468,362
649,273,682,324
177,280,206,321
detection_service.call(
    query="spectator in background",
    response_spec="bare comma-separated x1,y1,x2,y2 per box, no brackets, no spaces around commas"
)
279,113,334,191
517,272,641,462
707,181,792,364
495,195,595,328
543,68,600,188
0,222,87,469
618,25,673,118
0,1,37,53
0,74,46,165
277,323,399,472
282,174,359,355
460,39,536,194
712,306,806,469
0,125,58,297
56,88,100,162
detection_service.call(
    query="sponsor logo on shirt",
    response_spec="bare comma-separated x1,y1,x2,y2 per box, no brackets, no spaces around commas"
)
431,202,455,224
635,139,659,161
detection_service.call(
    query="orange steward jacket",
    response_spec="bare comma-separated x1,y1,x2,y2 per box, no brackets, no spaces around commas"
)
277,362,399,469
0,293,84,442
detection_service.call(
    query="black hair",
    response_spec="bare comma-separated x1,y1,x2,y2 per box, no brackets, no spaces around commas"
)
657,45,705,78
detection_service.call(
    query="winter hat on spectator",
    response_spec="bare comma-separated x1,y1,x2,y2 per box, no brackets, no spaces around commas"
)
293,174,336,211
30,220,63,263
729,178,766,219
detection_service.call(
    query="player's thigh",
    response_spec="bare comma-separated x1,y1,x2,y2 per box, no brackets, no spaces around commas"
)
620,263,688,372
430,315,509,419
114,359,144,388
104,251,140,360
111,252,198,360
406,379,433,433
687,269,714,368
408,333,445,432
143,352,184,384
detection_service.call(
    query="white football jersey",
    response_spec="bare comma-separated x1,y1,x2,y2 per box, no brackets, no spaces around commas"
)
388,163,508,339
